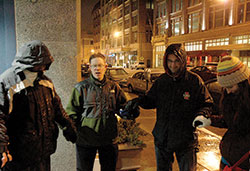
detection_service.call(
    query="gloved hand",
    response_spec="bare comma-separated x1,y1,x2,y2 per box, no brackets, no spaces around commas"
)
0,150,12,168
63,126,77,143
192,115,211,128
120,98,140,120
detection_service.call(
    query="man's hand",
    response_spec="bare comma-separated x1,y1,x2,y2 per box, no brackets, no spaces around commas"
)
192,115,211,128
1,151,12,168
63,126,77,143
120,98,140,119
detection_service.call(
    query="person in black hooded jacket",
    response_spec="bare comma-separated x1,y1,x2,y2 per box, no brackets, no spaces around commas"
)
0,40,77,171
123,44,213,171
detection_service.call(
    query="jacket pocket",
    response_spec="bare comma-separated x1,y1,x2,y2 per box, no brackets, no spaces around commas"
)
81,117,102,133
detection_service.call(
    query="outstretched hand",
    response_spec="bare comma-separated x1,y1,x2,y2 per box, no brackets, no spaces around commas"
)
192,115,211,128
120,98,140,120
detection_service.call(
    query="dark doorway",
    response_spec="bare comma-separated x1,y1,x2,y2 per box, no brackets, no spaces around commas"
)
0,0,16,74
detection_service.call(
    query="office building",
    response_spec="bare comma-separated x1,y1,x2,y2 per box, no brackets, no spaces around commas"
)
152,0,250,68
100,0,154,67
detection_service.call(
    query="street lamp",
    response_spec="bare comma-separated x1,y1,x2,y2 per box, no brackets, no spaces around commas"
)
114,31,121,38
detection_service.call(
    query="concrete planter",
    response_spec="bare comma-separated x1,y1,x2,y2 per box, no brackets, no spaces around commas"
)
116,144,143,171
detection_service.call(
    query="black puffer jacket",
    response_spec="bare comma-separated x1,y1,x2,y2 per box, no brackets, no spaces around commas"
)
0,40,75,170
139,71,213,149
138,44,213,150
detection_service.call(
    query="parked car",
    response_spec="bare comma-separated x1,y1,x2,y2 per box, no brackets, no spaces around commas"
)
81,63,90,77
105,67,129,87
190,66,216,82
127,69,164,93
130,61,145,70
205,78,223,115
205,62,218,72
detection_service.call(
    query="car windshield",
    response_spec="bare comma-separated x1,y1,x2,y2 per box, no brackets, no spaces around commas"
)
109,69,127,76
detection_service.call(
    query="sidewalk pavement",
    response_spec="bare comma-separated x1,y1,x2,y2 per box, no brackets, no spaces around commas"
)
136,108,227,171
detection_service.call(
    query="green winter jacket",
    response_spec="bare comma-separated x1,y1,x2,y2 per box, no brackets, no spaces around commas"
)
66,75,127,146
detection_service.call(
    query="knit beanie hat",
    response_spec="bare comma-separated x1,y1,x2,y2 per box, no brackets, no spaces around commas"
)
217,56,250,87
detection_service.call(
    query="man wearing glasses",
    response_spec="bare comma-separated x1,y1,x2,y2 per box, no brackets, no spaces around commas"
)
123,44,213,171
66,53,127,171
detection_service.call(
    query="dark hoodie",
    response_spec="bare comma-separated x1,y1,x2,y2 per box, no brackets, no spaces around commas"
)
163,43,186,79
0,40,74,170
12,40,54,72
139,44,213,150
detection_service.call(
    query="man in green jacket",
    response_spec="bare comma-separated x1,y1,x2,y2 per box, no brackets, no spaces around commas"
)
66,53,127,171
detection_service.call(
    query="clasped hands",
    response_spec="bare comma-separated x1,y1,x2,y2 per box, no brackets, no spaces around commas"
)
119,98,140,120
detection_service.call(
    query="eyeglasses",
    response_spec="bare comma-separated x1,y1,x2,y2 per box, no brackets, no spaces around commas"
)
90,64,105,69
167,59,181,64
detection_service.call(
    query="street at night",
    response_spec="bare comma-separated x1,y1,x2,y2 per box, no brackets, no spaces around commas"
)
1,0,249,171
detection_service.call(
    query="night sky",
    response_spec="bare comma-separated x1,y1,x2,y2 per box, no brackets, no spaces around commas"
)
82,0,99,33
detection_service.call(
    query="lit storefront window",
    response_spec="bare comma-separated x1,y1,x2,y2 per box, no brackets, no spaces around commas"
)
239,50,250,68
156,45,165,67
185,41,202,51
234,34,250,44
205,38,229,50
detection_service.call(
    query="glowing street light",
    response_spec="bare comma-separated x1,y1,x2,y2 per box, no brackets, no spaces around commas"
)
114,31,121,38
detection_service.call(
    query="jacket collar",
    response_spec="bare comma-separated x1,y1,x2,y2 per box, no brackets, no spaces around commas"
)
90,74,107,86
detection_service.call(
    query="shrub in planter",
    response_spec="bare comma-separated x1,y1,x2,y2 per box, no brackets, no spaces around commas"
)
115,118,148,147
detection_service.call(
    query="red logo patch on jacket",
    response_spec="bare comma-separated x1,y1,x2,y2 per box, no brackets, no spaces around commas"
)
183,92,190,100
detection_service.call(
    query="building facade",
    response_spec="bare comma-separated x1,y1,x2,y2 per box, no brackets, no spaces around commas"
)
152,0,250,68
100,0,153,68
81,32,95,64
92,1,101,53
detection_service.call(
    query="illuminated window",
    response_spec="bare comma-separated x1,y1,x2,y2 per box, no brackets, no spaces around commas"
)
171,17,182,36
172,0,183,12
156,45,165,67
205,38,229,50
185,41,202,51
188,12,201,33
157,22,166,35
239,50,250,68
234,34,250,44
